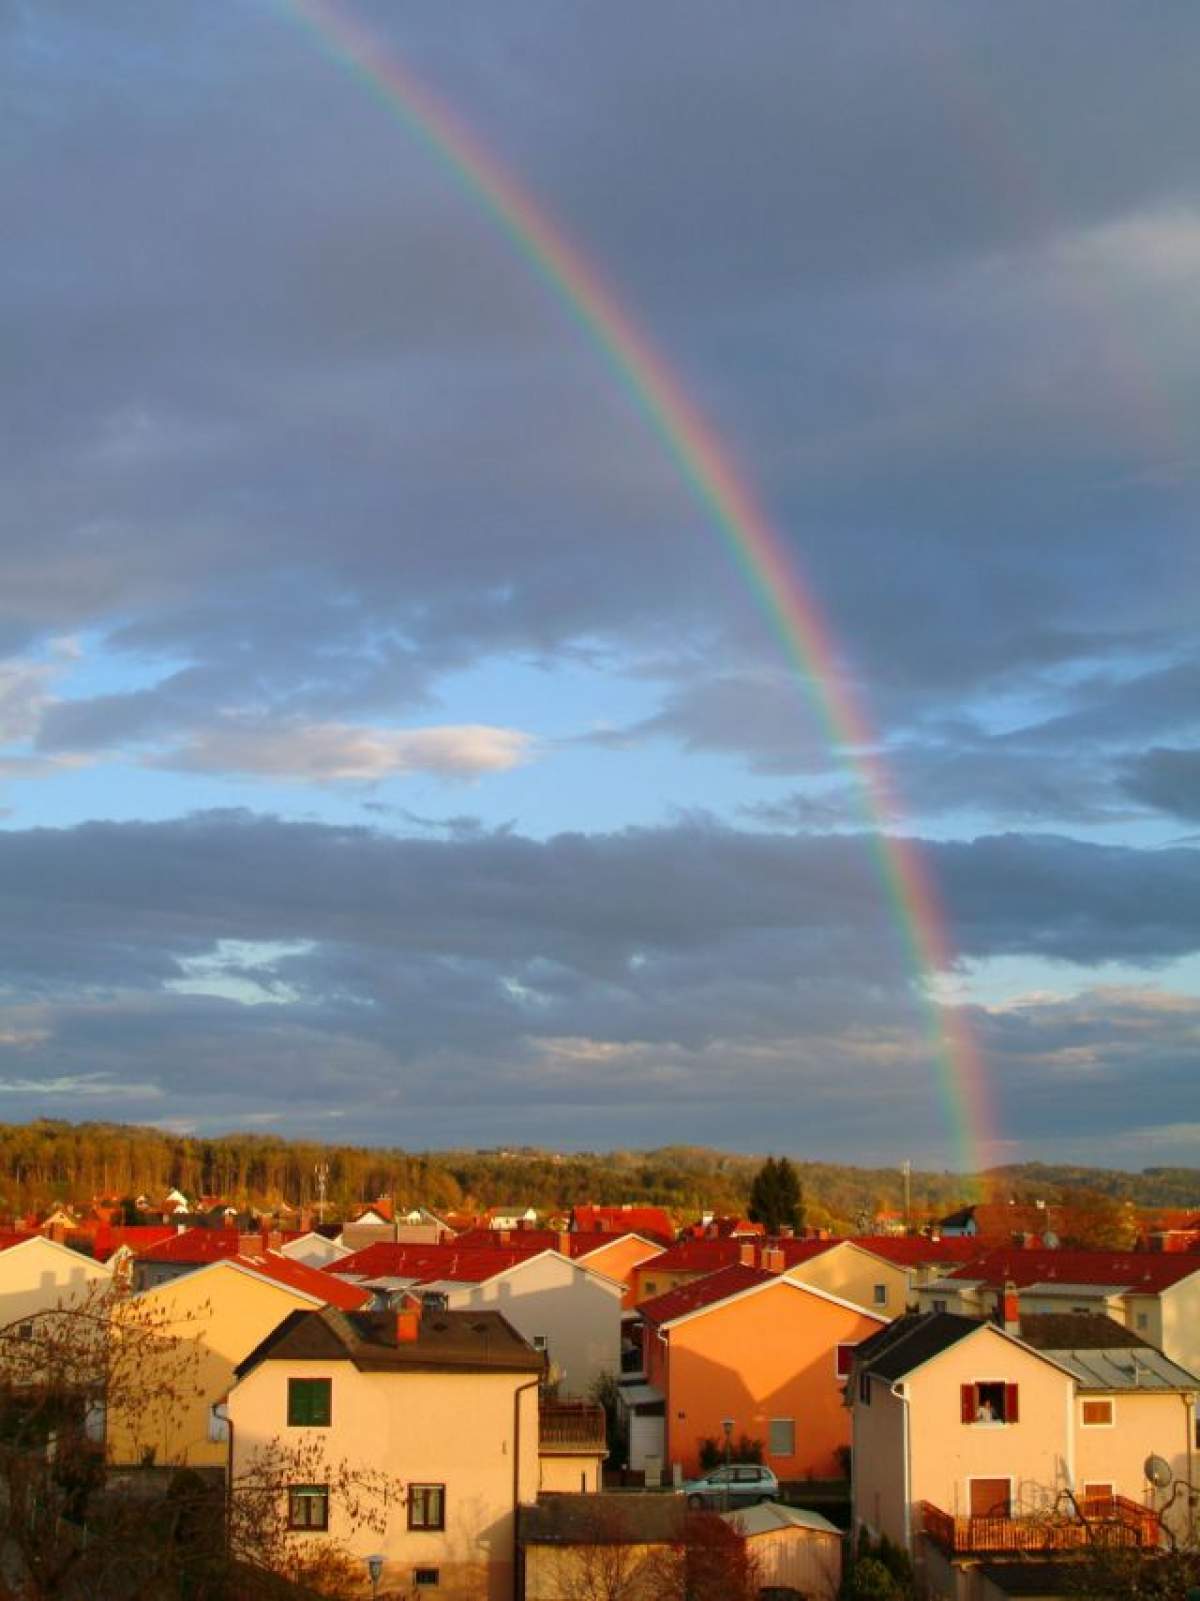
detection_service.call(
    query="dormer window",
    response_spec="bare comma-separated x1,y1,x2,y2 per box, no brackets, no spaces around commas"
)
960,1382,1018,1425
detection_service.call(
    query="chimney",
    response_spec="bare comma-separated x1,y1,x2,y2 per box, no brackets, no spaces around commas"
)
1002,1279,1020,1336
763,1246,786,1274
499,1230,511,1246
557,1231,571,1257
739,1242,756,1267
396,1305,422,1343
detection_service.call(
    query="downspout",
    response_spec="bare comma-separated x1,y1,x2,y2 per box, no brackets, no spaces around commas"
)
512,1373,541,1601
890,1381,912,1554
213,1399,233,1558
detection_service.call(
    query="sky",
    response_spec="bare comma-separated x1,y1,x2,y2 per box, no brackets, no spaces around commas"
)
2,1,1199,1168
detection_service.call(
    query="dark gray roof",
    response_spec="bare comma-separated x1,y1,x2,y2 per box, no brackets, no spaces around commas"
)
1016,1313,1153,1352
235,1306,544,1379
855,1312,984,1382
520,1494,688,1546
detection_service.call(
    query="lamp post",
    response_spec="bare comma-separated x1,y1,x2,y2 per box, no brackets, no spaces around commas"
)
722,1418,734,1513
365,1554,385,1599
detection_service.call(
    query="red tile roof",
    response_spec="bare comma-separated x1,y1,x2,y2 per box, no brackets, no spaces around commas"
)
947,1248,1200,1293
642,1237,834,1276
138,1228,245,1263
451,1227,657,1259
334,1242,547,1284
234,1253,371,1312
849,1236,981,1267
68,1225,178,1262
571,1205,674,1242
639,1264,777,1326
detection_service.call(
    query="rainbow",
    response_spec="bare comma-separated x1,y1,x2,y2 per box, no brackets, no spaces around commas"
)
283,0,996,1174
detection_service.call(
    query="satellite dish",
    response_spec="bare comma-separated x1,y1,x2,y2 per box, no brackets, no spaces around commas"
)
1144,1454,1173,1489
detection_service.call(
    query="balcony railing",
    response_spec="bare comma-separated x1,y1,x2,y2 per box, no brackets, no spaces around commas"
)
539,1401,607,1454
919,1497,1160,1554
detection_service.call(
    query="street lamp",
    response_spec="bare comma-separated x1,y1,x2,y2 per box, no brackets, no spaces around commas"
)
365,1554,385,1599
721,1418,734,1513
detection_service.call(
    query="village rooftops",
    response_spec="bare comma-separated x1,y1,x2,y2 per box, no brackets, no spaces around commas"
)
236,1304,545,1377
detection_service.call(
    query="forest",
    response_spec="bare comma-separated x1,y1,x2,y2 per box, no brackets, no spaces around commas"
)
0,1121,1194,1229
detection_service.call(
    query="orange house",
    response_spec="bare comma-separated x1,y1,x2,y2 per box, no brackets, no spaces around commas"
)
639,1264,887,1479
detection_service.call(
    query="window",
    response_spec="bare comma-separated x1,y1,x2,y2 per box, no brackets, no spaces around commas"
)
1136,1313,1149,1331
288,1485,329,1531
532,1336,548,1353
1082,1483,1114,1514
288,1378,332,1427
413,1570,439,1588
408,1484,445,1531
644,1281,658,1297
872,1284,887,1306
1081,1399,1113,1427
932,1299,947,1314
836,1343,857,1378
969,1478,1011,1518
960,1382,1018,1425
16,1322,33,1341
768,1418,795,1456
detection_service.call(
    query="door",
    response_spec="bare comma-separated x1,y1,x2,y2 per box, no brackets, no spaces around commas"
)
970,1478,1011,1518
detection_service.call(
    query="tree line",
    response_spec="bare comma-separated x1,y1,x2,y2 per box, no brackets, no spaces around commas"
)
0,1121,1192,1230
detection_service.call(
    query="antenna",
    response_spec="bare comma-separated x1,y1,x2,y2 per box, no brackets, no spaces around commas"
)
1144,1454,1172,1490
314,1162,329,1227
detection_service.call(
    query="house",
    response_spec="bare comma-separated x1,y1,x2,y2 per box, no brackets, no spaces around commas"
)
636,1263,887,1479
537,1399,609,1494
453,1228,665,1310
486,1205,540,1231
0,1234,112,1326
130,1227,251,1290
110,1252,371,1469
629,1236,837,1303
228,1302,545,1601
277,1230,355,1271
850,1309,1193,1597
915,1248,1200,1375
787,1236,979,1318
519,1492,688,1601
334,1243,623,1396
720,1502,842,1599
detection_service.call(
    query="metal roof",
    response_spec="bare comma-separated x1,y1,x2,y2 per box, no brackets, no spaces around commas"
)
1039,1346,1200,1392
720,1502,841,1538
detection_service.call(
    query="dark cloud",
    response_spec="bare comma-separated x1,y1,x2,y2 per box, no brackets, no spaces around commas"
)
1121,747,1200,822
0,812,1198,1156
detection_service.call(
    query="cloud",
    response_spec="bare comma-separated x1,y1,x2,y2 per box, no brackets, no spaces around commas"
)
0,811,1196,1157
146,719,537,781
1121,747,1200,822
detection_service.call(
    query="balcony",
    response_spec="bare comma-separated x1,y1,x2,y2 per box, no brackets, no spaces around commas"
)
919,1498,1160,1555
539,1400,608,1455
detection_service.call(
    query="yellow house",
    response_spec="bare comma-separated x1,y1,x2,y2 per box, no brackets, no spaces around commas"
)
228,1302,545,1601
110,1252,370,1468
852,1310,1194,1599
786,1240,913,1317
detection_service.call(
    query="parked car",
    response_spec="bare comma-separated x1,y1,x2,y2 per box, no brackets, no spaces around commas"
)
682,1463,779,1508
